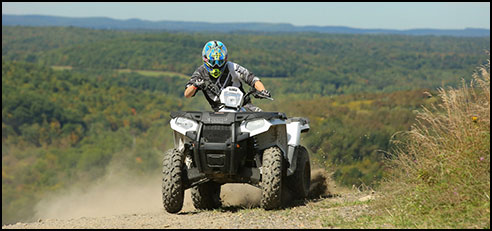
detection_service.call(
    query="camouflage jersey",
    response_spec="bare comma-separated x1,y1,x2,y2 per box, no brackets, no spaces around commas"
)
185,61,262,112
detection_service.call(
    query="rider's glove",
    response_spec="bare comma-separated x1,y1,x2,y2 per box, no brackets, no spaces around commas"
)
192,78,206,90
257,89,271,98
260,89,271,97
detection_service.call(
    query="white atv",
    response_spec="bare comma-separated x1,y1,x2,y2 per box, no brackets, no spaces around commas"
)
162,86,310,213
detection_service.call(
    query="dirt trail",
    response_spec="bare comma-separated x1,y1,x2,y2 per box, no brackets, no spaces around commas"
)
3,169,374,229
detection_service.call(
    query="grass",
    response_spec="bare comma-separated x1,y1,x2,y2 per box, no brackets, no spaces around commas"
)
313,58,490,229
363,58,490,229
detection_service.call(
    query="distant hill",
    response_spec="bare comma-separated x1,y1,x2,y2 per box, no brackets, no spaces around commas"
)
2,14,490,37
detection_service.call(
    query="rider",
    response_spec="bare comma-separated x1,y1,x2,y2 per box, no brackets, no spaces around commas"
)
184,40,271,112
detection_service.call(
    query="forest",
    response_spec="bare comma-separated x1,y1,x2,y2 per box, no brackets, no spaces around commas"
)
2,26,490,225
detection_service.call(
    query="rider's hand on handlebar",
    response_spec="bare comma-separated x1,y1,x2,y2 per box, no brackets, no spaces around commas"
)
193,78,206,90
256,89,272,99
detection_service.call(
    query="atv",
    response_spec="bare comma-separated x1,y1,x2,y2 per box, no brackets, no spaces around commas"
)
162,84,311,213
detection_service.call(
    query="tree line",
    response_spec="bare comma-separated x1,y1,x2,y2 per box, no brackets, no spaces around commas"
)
3,26,489,94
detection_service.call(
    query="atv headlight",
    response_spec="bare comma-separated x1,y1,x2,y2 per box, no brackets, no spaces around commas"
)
240,119,271,136
171,117,198,135
223,92,242,108
175,117,196,130
219,86,244,108
245,119,265,131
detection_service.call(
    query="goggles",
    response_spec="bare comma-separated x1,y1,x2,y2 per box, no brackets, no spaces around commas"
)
207,58,226,68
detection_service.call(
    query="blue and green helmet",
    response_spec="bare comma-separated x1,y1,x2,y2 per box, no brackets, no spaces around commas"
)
202,40,228,78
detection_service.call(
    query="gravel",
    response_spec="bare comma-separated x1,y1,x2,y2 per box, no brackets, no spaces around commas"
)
3,169,375,229
2,192,375,229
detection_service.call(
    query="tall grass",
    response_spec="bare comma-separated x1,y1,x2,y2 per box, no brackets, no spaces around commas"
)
375,58,490,228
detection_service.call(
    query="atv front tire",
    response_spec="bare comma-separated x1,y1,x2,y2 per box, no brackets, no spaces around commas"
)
260,146,283,210
191,181,222,210
162,148,185,213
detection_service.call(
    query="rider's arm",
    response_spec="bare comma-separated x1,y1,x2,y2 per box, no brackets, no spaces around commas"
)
232,63,265,89
254,80,266,91
184,85,198,98
184,66,206,98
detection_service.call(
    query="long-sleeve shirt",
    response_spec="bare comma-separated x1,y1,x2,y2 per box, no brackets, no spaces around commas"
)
185,61,261,111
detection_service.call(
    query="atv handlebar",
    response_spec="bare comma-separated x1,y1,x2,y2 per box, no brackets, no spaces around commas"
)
244,88,274,103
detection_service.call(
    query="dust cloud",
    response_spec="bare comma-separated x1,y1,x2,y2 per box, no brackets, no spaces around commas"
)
218,168,334,209
308,168,335,198
34,167,333,220
221,184,262,208
34,170,163,220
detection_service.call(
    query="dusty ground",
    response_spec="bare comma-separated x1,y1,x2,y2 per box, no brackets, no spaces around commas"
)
3,169,376,229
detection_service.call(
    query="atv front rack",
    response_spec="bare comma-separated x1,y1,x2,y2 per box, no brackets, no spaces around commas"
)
170,111,287,124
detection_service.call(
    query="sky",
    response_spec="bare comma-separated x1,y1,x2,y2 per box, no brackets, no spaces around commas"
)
2,2,490,30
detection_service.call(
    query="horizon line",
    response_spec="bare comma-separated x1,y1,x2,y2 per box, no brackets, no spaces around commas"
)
3,13,490,31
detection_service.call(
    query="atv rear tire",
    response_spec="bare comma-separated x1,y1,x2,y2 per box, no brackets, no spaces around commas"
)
260,146,283,210
287,146,311,199
162,148,185,213
191,181,222,210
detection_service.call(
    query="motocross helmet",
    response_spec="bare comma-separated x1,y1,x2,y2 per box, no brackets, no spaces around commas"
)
202,40,228,78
